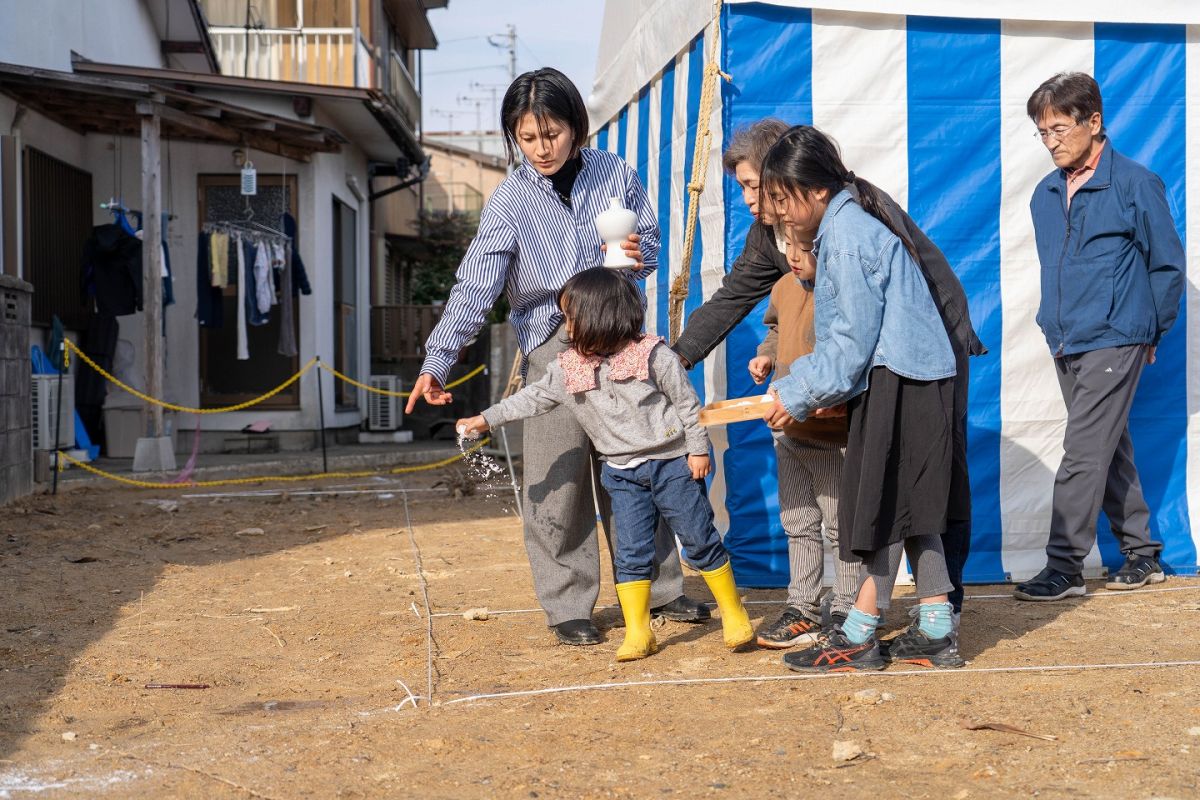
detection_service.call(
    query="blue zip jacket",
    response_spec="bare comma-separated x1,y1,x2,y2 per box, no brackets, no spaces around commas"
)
771,190,955,422
1030,142,1184,356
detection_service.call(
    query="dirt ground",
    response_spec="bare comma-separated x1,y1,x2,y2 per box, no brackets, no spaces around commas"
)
1,469,1198,799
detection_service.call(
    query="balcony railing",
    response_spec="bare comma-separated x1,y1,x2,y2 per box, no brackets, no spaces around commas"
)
371,304,444,361
387,50,421,133
209,27,357,86
422,182,483,219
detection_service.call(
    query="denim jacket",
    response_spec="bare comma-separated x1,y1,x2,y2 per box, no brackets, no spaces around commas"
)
771,190,955,421
1030,142,1184,356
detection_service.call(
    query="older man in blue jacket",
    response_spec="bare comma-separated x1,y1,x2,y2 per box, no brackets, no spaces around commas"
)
1015,72,1184,602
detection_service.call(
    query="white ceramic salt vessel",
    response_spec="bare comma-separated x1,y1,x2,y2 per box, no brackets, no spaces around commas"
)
595,196,638,269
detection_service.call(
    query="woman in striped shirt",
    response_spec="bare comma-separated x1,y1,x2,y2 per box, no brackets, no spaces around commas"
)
405,68,708,647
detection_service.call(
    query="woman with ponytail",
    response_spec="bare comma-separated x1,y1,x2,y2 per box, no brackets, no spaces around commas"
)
760,125,965,672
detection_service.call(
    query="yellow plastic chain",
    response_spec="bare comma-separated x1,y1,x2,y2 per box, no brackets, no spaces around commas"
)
318,362,487,398
55,437,491,490
64,339,317,414
668,0,731,344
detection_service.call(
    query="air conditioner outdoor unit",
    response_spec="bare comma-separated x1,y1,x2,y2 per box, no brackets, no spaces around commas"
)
367,375,402,431
31,374,75,450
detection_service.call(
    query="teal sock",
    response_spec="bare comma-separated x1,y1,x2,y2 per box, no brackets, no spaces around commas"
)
916,602,954,639
842,607,880,645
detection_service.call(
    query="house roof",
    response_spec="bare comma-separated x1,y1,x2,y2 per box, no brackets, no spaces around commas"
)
0,61,345,162
384,0,440,49
423,138,507,170
69,59,424,165
151,0,221,74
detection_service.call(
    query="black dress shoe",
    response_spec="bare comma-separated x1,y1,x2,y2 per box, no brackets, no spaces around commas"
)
552,618,602,646
651,594,711,623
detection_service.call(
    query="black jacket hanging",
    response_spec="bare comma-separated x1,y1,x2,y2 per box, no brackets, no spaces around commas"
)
82,224,143,317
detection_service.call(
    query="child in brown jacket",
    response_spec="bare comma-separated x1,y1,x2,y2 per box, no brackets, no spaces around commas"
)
748,226,859,648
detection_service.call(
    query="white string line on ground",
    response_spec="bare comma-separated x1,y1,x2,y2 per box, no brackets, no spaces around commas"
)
402,493,437,707
438,659,1200,707
428,582,1200,618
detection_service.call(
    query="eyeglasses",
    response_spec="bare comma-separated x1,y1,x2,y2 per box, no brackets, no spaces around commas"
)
1034,121,1081,142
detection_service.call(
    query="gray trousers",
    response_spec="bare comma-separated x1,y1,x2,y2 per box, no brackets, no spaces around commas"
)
862,534,954,611
774,433,858,621
1047,345,1161,575
520,328,685,626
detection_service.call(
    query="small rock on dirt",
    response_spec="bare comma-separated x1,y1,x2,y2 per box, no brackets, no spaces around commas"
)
234,527,265,537
61,731,77,741
462,607,489,621
852,689,881,706
832,740,863,762
1187,727,1200,737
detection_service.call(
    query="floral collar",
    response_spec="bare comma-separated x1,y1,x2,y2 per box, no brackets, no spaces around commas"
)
557,334,663,393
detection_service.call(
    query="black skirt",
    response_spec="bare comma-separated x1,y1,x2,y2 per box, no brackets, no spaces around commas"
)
838,366,955,559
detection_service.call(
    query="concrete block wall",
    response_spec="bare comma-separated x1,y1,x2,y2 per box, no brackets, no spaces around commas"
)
0,275,33,505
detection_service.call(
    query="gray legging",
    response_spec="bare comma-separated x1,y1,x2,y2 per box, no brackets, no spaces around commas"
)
860,534,955,611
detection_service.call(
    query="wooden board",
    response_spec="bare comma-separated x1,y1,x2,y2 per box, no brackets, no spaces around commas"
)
698,395,773,427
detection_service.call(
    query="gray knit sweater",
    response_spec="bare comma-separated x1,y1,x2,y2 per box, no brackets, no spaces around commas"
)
481,342,709,462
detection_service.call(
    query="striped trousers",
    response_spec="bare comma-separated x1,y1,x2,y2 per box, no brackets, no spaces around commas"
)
774,433,859,622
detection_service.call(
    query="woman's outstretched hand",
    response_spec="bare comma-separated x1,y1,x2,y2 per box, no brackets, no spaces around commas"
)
405,373,453,414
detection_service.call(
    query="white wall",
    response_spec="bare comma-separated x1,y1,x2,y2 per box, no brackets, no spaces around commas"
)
0,0,165,72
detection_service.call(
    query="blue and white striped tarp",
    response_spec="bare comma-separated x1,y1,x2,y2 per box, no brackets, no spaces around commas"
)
592,2,1200,586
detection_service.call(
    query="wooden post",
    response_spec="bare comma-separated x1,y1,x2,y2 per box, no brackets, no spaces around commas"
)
140,109,163,439
131,105,174,472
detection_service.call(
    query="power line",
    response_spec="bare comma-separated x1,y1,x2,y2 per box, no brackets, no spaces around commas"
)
424,63,507,76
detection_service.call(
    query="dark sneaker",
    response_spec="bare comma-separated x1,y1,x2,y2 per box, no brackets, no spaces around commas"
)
1013,567,1085,602
781,628,886,673
884,625,965,669
1105,555,1166,591
756,606,822,649
823,612,847,635
651,594,711,622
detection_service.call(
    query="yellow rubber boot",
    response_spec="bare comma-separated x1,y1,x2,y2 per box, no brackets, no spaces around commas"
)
701,561,754,650
614,580,658,661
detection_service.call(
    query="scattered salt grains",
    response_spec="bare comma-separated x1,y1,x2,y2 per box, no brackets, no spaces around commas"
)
456,432,514,509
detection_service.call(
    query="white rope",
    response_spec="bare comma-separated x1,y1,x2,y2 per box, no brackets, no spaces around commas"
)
403,492,437,707
430,582,1200,618
440,659,1200,707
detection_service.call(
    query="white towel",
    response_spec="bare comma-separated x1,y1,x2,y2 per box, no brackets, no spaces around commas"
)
254,242,273,314
236,235,249,360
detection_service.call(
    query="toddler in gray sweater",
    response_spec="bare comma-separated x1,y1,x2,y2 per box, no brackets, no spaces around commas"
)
457,268,753,661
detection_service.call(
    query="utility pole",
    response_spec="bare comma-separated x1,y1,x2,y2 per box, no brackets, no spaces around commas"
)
487,25,517,84
456,94,487,152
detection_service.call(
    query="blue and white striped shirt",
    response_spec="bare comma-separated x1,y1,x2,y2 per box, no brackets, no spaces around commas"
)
420,148,660,384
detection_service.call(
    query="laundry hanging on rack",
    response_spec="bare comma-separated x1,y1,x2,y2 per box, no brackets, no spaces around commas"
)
210,230,230,288
82,224,142,317
195,231,223,328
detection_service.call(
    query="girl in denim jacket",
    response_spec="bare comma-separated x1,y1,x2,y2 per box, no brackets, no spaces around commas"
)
760,126,963,672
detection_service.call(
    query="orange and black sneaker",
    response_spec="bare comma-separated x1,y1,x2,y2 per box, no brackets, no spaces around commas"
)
756,606,822,649
780,628,886,673
884,626,965,669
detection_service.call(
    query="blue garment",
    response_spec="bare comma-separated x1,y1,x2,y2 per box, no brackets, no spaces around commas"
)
282,213,312,296
244,239,269,326
600,457,728,583
1030,142,1184,355
420,148,660,385
772,190,955,421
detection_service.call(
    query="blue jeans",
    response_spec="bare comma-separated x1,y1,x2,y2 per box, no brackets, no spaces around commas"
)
600,456,729,583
